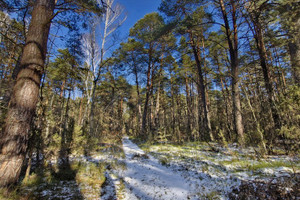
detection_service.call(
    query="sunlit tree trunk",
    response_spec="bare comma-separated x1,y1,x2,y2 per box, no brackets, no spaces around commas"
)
0,0,55,187
77,94,84,126
219,0,245,146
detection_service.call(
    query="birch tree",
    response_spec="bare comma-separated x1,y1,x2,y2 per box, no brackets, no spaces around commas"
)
81,0,126,135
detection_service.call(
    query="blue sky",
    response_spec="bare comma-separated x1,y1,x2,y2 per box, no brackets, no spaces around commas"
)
117,0,161,37
46,0,161,60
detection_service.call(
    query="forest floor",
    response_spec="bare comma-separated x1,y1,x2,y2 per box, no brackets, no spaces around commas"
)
135,139,299,199
2,137,299,200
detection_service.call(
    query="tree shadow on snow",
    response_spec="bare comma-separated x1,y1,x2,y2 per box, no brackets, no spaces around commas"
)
100,171,118,200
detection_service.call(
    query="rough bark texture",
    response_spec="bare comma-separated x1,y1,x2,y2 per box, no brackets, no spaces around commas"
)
219,0,245,145
0,0,55,187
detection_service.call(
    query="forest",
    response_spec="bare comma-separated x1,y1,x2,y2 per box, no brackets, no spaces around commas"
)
0,0,299,199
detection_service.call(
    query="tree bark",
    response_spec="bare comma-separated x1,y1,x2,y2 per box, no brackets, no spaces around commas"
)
0,0,55,187
189,32,213,141
219,0,245,146
133,61,142,132
77,94,84,126
216,59,233,141
185,73,192,138
154,53,164,130
89,79,97,136
251,15,281,134
141,46,153,136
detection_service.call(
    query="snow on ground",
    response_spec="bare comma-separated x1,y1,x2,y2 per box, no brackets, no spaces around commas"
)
142,142,299,199
21,138,299,199
121,140,242,199
120,136,191,200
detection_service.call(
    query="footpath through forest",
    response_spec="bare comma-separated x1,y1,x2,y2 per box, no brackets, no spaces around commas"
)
17,136,299,199
118,137,299,200
121,136,191,199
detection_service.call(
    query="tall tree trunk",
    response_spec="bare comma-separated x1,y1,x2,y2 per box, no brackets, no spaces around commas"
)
244,0,282,141
171,79,176,140
77,94,84,126
184,73,192,139
219,0,245,146
154,54,164,131
119,96,124,134
133,63,142,132
0,0,55,187
141,72,151,135
154,86,160,127
189,32,213,141
89,80,97,136
176,94,182,142
196,80,203,140
217,60,233,141
59,90,71,165
141,47,153,136
149,66,155,134
201,36,213,141
251,16,281,137
59,90,66,137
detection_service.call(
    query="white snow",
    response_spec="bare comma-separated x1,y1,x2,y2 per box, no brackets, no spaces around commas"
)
121,136,192,200
23,137,298,199
131,140,299,199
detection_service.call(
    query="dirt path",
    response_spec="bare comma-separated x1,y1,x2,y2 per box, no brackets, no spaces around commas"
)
121,137,191,200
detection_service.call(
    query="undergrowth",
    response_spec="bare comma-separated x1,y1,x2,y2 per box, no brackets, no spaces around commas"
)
18,161,106,200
